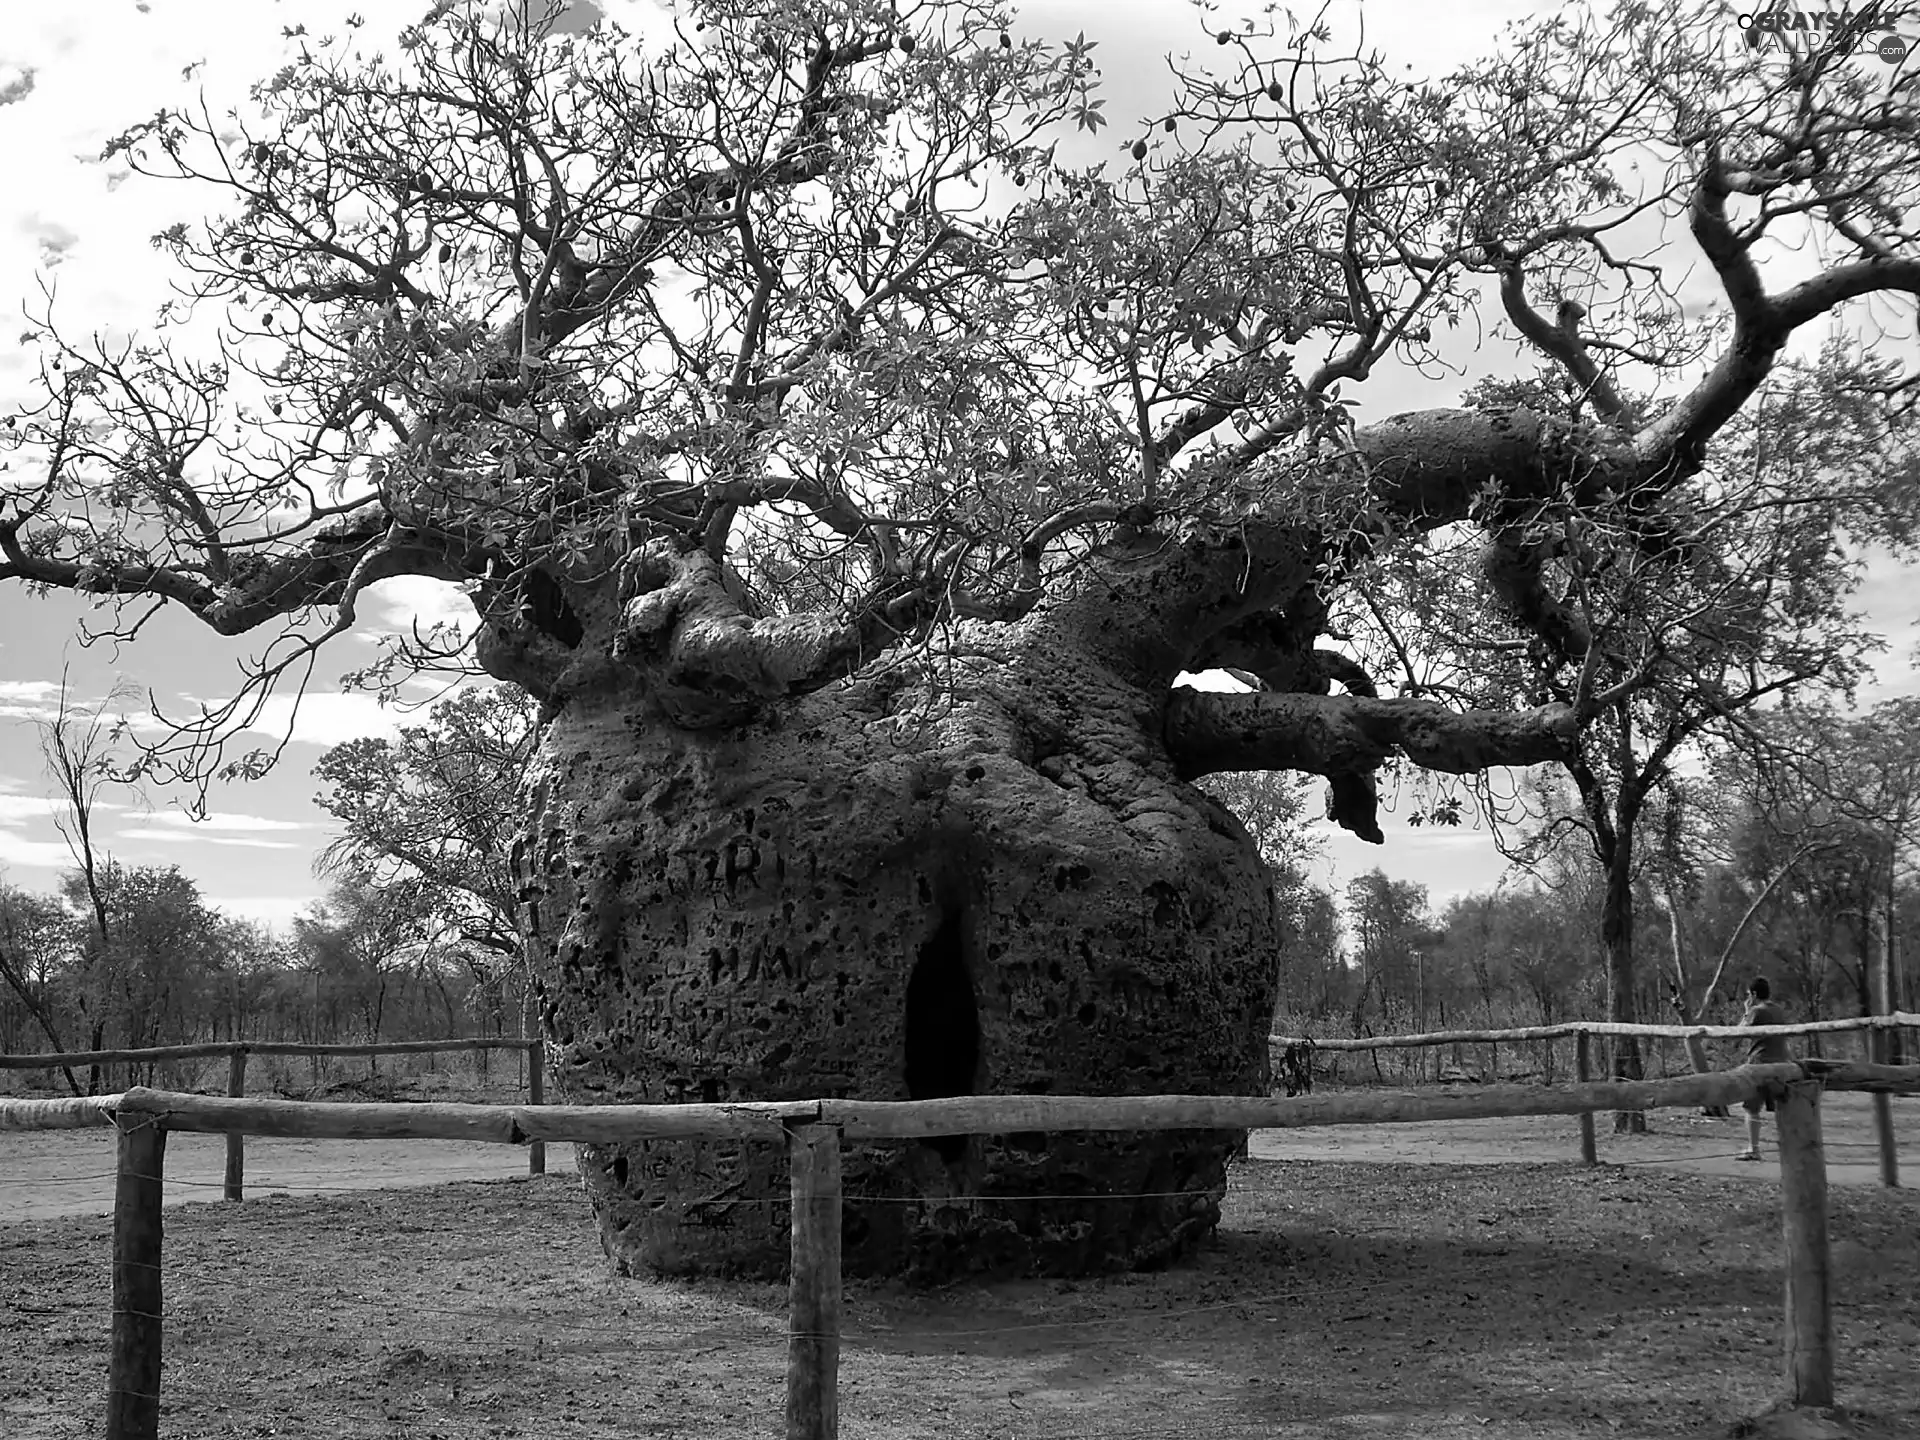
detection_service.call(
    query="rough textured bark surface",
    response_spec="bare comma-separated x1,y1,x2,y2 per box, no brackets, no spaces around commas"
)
514,617,1277,1280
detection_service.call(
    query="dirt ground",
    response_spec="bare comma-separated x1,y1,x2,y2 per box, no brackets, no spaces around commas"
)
3,1097,1918,1439
0,1130,578,1222
1250,1092,1920,1185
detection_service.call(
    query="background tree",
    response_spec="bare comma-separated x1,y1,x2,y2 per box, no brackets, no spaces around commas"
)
292,873,444,1065
58,862,229,1086
1374,343,1900,1127
1197,766,1343,1030
4,0,1920,1276
314,685,538,1033
0,881,82,1094
1279,885,1347,1031
36,682,128,1084
1727,699,1920,1058
1343,869,1440,1044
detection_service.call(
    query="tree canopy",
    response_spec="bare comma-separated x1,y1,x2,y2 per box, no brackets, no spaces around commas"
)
313,685,536,964
3,0,1918,833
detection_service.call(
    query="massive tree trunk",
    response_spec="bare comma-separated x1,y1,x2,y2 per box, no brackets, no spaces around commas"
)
491,499,1573,1282
514,610,1280,1281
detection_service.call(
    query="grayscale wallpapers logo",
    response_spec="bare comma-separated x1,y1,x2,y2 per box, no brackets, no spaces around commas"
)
1735,7,1912,61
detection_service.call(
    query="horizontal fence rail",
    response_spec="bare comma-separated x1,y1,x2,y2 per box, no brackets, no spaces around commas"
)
9,1061,1918,1440
1,1036,550,1192
1269,1011,1920,1051
0,1036,540,1068
8,1063,1917,1141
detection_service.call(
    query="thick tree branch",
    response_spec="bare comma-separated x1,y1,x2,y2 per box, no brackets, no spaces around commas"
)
1630,160,1920,479
610,540,894,726
1498,266,1628,423
1773,257,1920,328
0,499,476,635
1164,687,1577,822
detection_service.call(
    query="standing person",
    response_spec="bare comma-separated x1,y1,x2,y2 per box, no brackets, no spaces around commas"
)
1738,977,1795,1162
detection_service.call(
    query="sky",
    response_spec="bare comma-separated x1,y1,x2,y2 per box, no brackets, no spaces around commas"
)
1,0,1917,934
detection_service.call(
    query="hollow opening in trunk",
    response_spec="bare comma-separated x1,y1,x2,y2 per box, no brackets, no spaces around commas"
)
903,908,979,1165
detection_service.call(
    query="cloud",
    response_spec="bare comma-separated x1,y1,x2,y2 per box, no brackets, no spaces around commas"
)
238,689,407,749
0,66,35,107
113,826,300,850
0,830,74,869
0,793,66,823
0,678,64,722
17,212,79,262
136,810,308,833
0,679,143,728
546,0,605,35
204,893,313,931
360,574,479,639
0,680,63,701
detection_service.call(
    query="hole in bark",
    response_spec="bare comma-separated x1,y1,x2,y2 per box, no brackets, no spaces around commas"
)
1076,1002,1097,1026
522,567,584,648
611,1154,629,1187
904,909,979,1165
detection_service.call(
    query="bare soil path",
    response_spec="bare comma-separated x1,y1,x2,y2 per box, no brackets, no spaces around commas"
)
1248,1091,1920,1185
0,1130,577,1222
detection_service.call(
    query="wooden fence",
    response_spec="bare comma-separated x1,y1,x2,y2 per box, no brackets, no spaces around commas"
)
0,1037,549,1195
5,1059,1918,1440
1271,1011,1920,1187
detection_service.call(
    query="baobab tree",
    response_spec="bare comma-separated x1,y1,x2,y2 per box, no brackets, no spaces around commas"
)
3,0,1918,1278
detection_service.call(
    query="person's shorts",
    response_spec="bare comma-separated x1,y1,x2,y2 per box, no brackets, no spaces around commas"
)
1743,1095,1775,1115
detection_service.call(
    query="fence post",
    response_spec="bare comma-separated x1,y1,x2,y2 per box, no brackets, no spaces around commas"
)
1575,1030,1597,1166
785,1119,843,1440
1868,1025,1900,1189
526,1039,546,1177
1775,1078,1834,1409
224,1045,248,1202
108,1114,166,1440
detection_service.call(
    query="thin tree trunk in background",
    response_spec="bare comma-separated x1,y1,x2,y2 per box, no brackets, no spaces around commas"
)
1889,870,1908,1066
0,961,83,1096
1605,840,1646,1134
1575,1030,1597,1165
43,686,122,1098
1666,893,1732,1118
1870,906,1901,1187
368,978,387,1077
